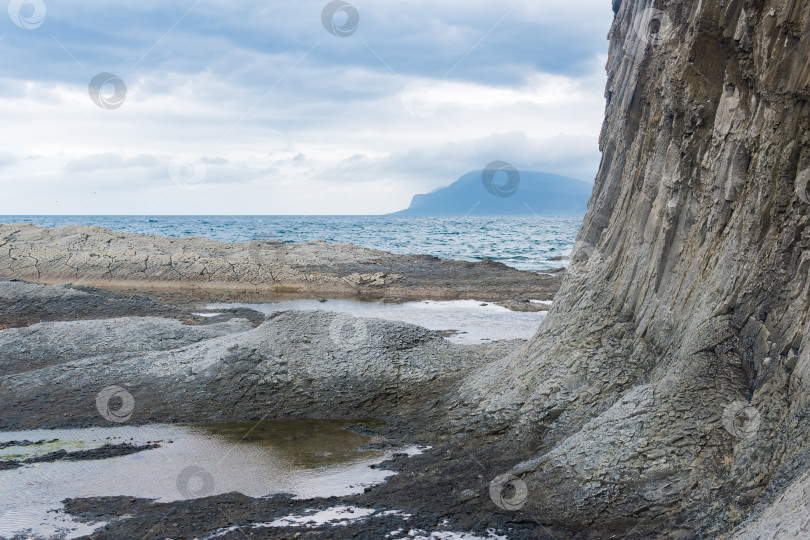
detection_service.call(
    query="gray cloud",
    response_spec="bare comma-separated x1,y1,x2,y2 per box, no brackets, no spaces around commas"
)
0,153,19,169
0,0,613,214
63,154,158,173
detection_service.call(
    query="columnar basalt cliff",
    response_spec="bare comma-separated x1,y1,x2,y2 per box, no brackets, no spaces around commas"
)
451,0,810,535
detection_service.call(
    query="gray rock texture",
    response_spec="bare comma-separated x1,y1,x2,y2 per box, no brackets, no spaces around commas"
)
447,0,810,535
0,223,560,303
0,317,253,376
0,309,482,430
0,279,195,329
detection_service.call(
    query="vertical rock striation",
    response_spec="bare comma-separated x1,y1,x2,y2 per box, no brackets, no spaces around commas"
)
454,0,810,535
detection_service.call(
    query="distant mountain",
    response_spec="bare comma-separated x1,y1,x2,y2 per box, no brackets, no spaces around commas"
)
391,168,593,216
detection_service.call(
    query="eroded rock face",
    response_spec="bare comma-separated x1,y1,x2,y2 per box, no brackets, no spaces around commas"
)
451,0,810,534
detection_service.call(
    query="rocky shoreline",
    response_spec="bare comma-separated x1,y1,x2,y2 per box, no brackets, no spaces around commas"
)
4,0,810,537
0,223,562,308
0,279,546,539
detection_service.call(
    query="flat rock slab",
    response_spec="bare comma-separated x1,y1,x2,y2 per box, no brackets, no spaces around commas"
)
0,279,261,330
0,223,562,304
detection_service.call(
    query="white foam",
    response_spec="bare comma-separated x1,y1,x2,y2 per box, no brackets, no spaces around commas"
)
264,506,376,528
397,529,508,539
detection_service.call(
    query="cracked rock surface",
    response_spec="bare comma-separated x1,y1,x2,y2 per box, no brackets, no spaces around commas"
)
0,223,561,304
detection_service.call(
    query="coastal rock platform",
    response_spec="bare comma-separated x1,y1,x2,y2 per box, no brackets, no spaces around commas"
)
0,223,562,307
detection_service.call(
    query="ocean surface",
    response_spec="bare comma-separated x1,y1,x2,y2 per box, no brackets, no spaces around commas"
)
0,215,582,272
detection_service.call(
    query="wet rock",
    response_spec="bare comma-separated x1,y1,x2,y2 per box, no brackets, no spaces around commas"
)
23,443,160,463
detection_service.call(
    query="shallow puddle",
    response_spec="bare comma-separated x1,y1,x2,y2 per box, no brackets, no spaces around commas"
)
205,298,548,344
0,419,419,539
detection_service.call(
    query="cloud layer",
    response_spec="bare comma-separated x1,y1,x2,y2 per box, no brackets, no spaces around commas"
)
0,0,612,214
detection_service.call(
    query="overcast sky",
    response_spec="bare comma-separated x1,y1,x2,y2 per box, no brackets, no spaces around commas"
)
0,0,613,215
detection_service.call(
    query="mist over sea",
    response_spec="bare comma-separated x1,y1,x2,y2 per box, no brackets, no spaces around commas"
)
1,215,582,272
